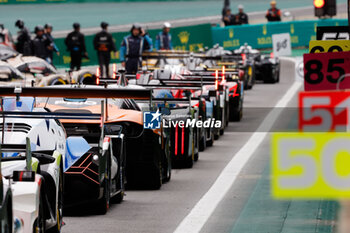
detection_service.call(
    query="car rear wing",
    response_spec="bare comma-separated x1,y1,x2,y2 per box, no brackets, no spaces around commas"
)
142,52,233,61
0,86,151,100
0,86,152,153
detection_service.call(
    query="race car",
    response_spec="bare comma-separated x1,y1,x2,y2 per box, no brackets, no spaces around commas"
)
254,53,280,83
5,55,95,86
0,96,64,233
204,45,255,90
0,60,69,87
0,87,144,218
94,71,203,168
234,43,280,84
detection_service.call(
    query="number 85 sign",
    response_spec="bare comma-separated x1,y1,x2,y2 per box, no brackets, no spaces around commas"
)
304,51,350,91
272,133,350,199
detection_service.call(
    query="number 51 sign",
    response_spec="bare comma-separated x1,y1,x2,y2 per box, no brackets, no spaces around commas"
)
272,133,350,199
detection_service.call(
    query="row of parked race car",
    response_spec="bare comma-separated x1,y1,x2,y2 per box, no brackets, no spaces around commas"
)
0,42,280,233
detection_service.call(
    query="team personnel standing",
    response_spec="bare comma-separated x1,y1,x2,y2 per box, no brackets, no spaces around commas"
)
44,24,59,65
65,23,87,71
93,22,117,78
120,23,153,74
31,25,51,61
237,5,249,24
222,8,235,26
266,1,281,22
155,22,173,50
15,19,31,55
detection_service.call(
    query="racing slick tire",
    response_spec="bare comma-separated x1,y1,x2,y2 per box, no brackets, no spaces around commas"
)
162,143,172,183
96,179,110,215
206,131,214,147
3,199,12,233
185,154,194,168
228,100,243,122
276,65,280,83
230,109,243,122
49,163,63,233
78,72,96,85
111,190,124,204
199,134,206,152
48,77,67,86
194,128,199,161
194,152,199,162
263,66,279,84
111,187,124,204
148,163,163,190
33,186,46,233
96,157,111,215
214,131,220,140
111,168,125,204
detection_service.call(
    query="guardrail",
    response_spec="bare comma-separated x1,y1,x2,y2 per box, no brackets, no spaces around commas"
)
212,19,348,50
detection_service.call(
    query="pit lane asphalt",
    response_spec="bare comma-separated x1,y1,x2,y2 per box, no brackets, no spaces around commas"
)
62,58,300,233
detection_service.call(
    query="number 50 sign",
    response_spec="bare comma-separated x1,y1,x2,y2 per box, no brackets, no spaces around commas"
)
272,133,350,199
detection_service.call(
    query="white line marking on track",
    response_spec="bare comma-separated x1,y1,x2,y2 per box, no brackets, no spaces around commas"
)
173,81,302,233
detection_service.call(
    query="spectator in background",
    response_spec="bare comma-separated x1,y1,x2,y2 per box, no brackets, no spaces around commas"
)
31,25,51,61
65,23,87,71
15,19,31,55
93,22,117,78
222,8,235,26
44,24,59,65
156,22,173,50
266,1,281,22
237,5,249,24
120,23,153,74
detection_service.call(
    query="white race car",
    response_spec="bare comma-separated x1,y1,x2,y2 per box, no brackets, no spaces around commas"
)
5,55,95,86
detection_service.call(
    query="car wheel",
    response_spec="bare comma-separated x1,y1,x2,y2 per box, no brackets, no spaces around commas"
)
163,144,172,182
96,157,110,215
199,133,206,152
206,131,214,147
33,187,46,233
149,162,162,189
185,154,194,168
214,131,220,140
111,153,125,204
276,66,280,83
4,198,12,233
96,179,110,215
229,105,243,122
111,173,125,204
111,190,124,204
